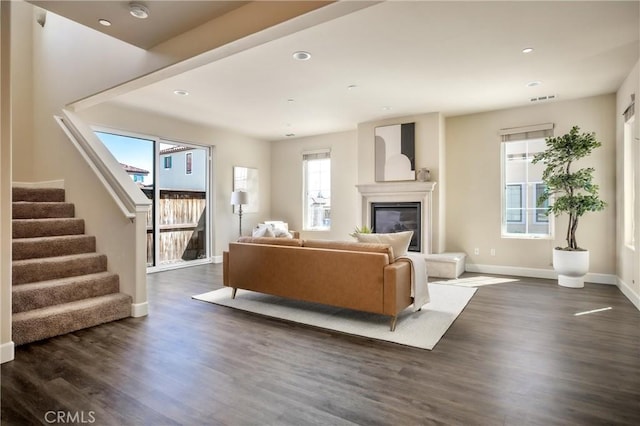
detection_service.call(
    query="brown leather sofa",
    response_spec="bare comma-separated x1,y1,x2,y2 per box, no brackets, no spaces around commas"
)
222,237,413,330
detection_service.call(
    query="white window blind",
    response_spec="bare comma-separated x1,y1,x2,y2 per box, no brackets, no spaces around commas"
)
499,123,554,142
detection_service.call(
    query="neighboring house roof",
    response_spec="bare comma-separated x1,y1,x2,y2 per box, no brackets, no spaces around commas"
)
159,146,193,155
120,163,149,175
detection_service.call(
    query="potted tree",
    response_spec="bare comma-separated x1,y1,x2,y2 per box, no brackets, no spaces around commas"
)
532,126,606,288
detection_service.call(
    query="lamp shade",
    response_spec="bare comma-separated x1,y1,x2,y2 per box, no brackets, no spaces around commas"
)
230,190,248,205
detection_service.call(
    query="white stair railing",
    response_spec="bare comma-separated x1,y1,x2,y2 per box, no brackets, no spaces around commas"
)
54,109,151,220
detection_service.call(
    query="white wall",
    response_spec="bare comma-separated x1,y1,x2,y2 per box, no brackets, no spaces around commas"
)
616,60,640,308
10,0,32,181
446,94,617,276
358,113,446,252
79,103,271,255
271,130,358,241
1,0,14,363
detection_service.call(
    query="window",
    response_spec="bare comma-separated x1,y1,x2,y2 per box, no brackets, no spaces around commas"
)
303,150,331,231
186,152,193,175
95,130,211,270
534,183,549,223
505,184,524,223
500,123,554,238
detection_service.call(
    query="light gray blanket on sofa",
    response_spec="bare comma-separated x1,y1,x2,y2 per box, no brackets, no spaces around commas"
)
398,253,430,311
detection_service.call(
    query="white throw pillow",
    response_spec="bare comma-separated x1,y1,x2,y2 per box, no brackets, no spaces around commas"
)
252,224,275,238
272,228,293,238
264,221,289,232
354,231,413,259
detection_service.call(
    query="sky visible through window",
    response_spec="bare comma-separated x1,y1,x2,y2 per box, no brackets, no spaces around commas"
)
95,132,176,186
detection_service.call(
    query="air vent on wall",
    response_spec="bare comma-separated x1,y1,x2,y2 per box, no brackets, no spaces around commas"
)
530,94,557,103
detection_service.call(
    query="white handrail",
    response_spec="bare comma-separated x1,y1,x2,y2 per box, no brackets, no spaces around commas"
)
54,110,151,220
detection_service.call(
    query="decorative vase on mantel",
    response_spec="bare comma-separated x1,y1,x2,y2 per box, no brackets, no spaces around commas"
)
416,168,430,182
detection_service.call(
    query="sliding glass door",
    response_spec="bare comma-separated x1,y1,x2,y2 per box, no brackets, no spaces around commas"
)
95,130,211,270
156,142,209,267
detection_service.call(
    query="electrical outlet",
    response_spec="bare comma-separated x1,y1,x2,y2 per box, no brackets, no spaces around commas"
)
474,248,480,255
490,248,496,256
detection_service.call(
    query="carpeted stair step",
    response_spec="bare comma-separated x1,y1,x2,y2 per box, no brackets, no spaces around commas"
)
12,272,120,313
12,253,107,285
13,234,96,260
11,185,132,346
12,293,132,346
13,201,75,219
12,187,65,202
13,218,85,238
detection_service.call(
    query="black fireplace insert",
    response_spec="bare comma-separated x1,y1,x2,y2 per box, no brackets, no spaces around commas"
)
371,202,421,252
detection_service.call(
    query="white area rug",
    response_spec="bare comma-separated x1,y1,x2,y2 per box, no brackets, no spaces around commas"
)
193,283,476,350
431,275,519,287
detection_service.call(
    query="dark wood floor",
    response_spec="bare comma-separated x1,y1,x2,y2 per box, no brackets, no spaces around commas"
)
2,264,640,425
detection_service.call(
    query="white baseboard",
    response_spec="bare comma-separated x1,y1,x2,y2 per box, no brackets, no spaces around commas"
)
131,302,148,317
1,341,15,364
12,179,65,189
617,278,640,311
212,255,223,264
464,263,617,285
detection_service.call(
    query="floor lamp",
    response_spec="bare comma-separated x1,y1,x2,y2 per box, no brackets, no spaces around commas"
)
230,190,249,236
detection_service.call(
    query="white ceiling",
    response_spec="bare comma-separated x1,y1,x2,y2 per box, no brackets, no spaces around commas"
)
58,1,640,141
29,0,249,49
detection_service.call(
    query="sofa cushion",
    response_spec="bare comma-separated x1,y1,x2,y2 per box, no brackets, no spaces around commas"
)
303,240,394,262
352,231,413,260
237,237,303,247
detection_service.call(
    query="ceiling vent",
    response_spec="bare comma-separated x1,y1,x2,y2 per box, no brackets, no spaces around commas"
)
530,95,557,103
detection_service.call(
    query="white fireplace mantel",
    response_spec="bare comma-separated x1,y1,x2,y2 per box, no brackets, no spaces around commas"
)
356,181,436,195
356,181,437,254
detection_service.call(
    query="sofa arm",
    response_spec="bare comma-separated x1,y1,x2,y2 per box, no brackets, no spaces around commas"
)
383,260,412,316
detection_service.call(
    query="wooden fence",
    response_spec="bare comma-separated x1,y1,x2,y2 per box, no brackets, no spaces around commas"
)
143,189,206,266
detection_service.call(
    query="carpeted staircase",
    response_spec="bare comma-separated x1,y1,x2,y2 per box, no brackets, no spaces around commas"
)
12,187,132,345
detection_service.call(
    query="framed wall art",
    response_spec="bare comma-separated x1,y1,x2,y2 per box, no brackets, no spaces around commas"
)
374,122,416,182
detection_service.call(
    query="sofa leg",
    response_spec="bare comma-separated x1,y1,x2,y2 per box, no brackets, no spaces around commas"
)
390,316,397,332
232,288,237,299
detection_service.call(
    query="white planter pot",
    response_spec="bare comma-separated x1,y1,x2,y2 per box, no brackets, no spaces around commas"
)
553,248,589,288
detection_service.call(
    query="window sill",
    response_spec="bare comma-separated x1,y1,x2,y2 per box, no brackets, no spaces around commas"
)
501,234,553,240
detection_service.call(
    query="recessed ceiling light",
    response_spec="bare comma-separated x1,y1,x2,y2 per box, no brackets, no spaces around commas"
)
522,47,534,54
98,19,112,26
285,133,296,137
347,84,358,90
287,98,295,103
129,3,149,19
526,80,542,88
173,90,189,96
382,106,392,111
292,51,311,61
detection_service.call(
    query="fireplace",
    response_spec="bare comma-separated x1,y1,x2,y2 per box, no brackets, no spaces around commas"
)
371,202,421,252
356,181,436,254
